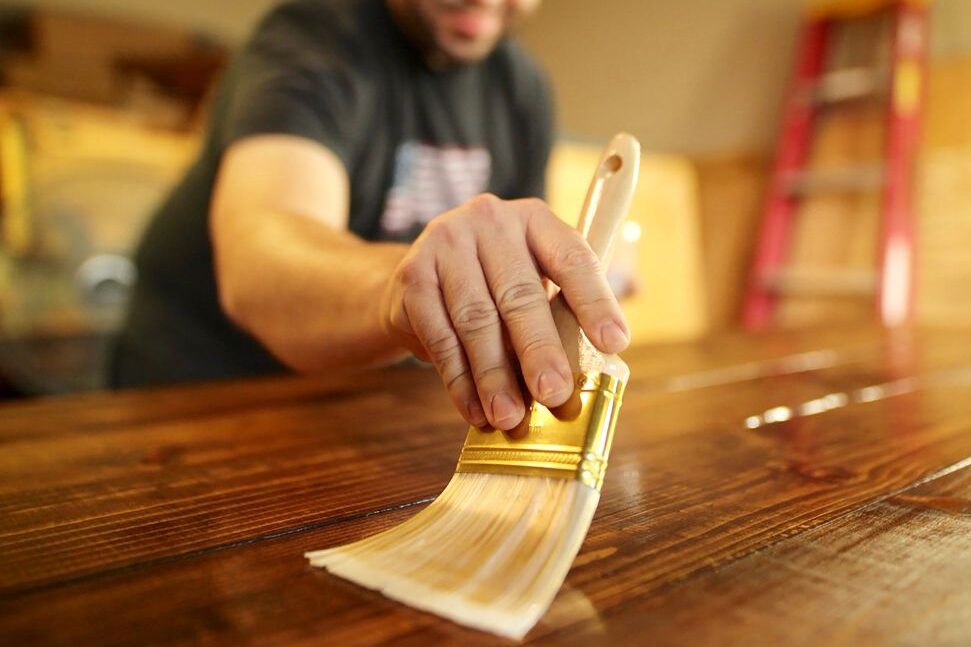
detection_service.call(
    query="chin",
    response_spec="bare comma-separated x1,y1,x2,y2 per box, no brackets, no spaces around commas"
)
436,34,502,65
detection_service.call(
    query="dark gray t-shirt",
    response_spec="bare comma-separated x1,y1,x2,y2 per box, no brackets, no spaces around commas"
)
110,0,553,388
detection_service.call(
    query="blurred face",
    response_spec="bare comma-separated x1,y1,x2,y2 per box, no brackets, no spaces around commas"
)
388,0,541,66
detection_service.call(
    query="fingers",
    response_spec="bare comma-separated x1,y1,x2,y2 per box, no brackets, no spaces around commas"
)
381,272,431,363
437,244,527,431
521,200,631,354
389,236,526,431
474,212,574,410
384,194,629,433
403,287,488,428
386,257,486,428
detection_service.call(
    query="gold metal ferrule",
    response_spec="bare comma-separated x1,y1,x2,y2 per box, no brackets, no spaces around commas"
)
455,372,626,491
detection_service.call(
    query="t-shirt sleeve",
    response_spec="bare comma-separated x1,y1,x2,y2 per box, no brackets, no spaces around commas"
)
216,4,361,168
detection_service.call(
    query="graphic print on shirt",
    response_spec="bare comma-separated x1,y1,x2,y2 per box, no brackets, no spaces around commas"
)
380,142,491,238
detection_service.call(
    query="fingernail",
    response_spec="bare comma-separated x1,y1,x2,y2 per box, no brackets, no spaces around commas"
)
491,392,523,429
467,401,487,427
538,369,570,404
602,321,630,352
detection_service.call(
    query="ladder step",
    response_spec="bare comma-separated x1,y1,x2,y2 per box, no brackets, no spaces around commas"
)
761,268,877,297
813,67,885,104
785,164,885,195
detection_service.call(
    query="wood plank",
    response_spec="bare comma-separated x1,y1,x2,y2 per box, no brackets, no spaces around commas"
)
1,328,971,644
539,464,971,646
0,366,463,592
0,325,896,591
0,327,909,592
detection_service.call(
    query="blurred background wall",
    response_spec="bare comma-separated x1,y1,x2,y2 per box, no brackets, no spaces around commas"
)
518,0,971,331
3,0,276,43
524,0,971,154
1,0,969,396
7,0,970,154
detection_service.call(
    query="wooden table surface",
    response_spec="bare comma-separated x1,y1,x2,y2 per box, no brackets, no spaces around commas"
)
2,327,970,646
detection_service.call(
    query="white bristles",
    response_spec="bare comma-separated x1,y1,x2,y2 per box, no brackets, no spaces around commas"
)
305,472,600,640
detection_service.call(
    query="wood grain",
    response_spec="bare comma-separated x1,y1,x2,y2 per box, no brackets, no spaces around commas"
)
2,327,971,645
541,464,971,646
0,365,461,592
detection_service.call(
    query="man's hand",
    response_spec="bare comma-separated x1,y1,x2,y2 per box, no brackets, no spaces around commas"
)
213,137,627,431
380,193,630,432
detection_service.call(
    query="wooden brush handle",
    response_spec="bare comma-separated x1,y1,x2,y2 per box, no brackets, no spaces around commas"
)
575,133,641,263
552,133,640,378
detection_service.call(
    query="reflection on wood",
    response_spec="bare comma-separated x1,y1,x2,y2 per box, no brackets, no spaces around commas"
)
0,327,970,644
551,465,971,646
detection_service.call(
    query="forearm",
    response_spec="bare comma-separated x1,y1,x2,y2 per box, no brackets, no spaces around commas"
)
214,209,410,372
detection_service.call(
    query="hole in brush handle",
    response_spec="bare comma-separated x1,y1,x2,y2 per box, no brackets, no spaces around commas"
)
602,153,623,174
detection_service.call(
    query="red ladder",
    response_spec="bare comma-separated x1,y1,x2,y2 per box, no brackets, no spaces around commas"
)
743,0,930,329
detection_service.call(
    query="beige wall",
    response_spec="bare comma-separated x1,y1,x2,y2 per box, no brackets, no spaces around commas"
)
520,0,971,156
519,0,802,155
2,0,278,43
8,0,971,155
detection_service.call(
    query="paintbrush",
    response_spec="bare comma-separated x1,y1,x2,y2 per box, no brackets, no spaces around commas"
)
306,133,640,640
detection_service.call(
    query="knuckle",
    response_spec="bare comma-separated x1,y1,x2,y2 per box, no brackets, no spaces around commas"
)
494,279,547,319
519,333,560,359
444,369,471,392
469,193,502,223
422,217,462,247
555,241,601,275
451,299,500,335
396,257,431,290
424,330,463,366
574,293,617,313
388,307,412,334
472,361,508,384
470,192,499,210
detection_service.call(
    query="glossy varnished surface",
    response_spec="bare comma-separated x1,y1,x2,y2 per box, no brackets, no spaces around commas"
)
2,327,971,645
